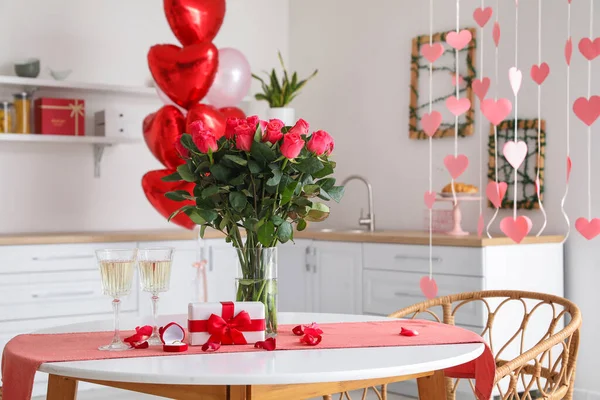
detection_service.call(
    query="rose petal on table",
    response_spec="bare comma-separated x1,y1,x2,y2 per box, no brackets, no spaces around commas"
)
137,326,153,336
292,325,305,336
254,337,276,351
202,341,221,352
400,327,419,337
133,341,149,349
300,334,323,346
303,322,323,335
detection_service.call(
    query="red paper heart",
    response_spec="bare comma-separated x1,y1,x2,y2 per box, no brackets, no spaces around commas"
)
420,276,438,299
421,43,445,63
421,111,442,137
565,38,573,66
444,154,469,179
573,96,600,126
500,216,532,244
473,7,493,28
472,77,490,101
575,217,600,240
445,96,471,117
424,191,436,209
486,181,508,208
142,169,196,230
143,106,186,170
148,43,218,109
481,98,512,126
164,0,226,46
530,63,550,85
503,140,528,170
185,104,226,139
219,107,246,120
493,22,501,47
578,37,600,61
446,30,472,50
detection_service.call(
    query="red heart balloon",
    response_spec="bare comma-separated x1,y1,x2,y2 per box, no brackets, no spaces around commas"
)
219,106,246,120
164,0,226,46
186,104,226,139
148,43,218,109
143,105,186,170
142,169,195,230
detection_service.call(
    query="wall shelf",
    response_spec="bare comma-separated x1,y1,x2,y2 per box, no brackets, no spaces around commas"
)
0,75,156,96
0,133,139,177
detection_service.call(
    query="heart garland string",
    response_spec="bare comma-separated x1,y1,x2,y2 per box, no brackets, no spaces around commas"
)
560,0,573,243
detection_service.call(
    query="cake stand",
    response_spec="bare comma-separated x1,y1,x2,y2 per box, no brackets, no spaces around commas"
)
436,194,481,236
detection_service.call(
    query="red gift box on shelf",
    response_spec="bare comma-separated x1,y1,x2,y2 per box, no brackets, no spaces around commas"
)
34,97,85,136
188,301,265,346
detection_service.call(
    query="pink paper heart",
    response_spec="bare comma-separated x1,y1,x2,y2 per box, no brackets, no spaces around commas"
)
575,217,600,240
444,154,469,179
509,67,522,96
424,191,436,209
477,214,484,238
472,77,490,101
481,98,512,126
421,43,445,63
420,276,438,299
578,37,600,61
445,96,471,117
503,141,528,170
573,96,600,126
446,29,473,50
473,7,493,28
531,62,550,85
451,73,465,87
486,181,508,208
493,22,501,47
567,156,572,183
422,111,442,137
500,216,532,244
565,38,573,66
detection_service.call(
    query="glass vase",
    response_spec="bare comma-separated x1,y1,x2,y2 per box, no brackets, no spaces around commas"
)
236,247,278,336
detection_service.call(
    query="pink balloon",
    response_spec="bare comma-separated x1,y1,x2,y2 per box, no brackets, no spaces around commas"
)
206,48,251,108
154,81,187,115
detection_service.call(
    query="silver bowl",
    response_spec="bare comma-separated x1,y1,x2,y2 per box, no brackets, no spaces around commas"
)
14,58,40,78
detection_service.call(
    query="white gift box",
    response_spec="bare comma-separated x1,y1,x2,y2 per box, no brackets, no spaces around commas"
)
188,301,266,346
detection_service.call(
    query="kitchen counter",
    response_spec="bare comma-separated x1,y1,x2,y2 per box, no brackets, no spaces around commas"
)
0,229,564,247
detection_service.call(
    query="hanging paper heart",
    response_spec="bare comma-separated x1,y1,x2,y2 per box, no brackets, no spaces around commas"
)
472,77,490,101
565,38,573,66
573,96,600,126
477,214,484,238
424,191,437,209
164,0,226,46
446,30,473,50
578,37,600,61
567,156,572,183
444,154,469,179
421,43,445,63
575,217,600,240
420,276,438,299
500,215,533,244
451,73,465,87
143,105,186,170
185,104,227,139
445,96,471,117
493,22,501,47
148,43,219,109
422,111,442,137
503,141,528,170
509,67,523,96
530,63,550,85
142,169,196,230
219,107,246,120
481,98,512,126
473,7,493,28
486,181,508,208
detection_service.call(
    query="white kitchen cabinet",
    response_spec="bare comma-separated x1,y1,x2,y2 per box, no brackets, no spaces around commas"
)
201,238,239,302
278,239,313,312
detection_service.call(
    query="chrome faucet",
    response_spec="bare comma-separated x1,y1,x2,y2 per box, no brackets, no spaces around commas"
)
342,175,375,232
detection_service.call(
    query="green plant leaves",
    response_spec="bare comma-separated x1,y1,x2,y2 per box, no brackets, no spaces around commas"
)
296,219,307,231
229,192,248,213
277,221,293,243
306,203,330,222
177,164,195,182
165,190,190,202
258,221,275,247
210,164,232,182
161,171,182,182
327,186,345,203
294,157,324,174
266,168,283,187
223,154,248,166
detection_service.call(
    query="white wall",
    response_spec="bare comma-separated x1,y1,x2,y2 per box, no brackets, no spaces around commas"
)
289,0,599,396
0,0,289,233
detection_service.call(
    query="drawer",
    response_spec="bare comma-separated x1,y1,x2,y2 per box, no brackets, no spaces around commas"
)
0,242,134,274
363,243,484,277
363,269,484,326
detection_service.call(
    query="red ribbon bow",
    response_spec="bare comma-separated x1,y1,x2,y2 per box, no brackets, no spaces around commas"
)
207,309,252,345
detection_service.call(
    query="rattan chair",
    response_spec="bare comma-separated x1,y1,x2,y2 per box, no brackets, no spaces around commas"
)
324,290,581,400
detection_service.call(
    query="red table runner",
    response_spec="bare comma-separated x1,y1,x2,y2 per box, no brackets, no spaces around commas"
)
2,320,494,400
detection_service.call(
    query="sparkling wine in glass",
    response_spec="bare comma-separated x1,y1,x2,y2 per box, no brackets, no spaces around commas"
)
137,247,174,346
96,249,136,351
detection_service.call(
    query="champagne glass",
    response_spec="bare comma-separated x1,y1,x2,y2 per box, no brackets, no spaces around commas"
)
137,247,175,346
96,249,136,351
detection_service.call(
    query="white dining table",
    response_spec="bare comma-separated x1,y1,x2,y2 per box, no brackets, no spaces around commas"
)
37,312,484,400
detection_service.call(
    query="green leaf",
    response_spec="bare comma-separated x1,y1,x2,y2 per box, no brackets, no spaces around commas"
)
210,163,232,182
230,174,246,186
244,218,259,231
258,221,275,247
161,171,182,182
248,160,262,174
197,209,218,222
219,216,229,230
177,164,195,182
180,134,195,151
277,221,293,243
201,186,220,199
312,163,334,179
327,186,345,203
223,154,248,166
294,157,324,174
281,181,299,206
296,219,307,231
229,192,248,213
303,184,320,195
187,210,207,225
196,197,215,209
251,141,277,163
272,215,285,226
254,123,263,142
167,205,194,221
200,224,207,238
306,203,330,222
317,178,336,191
294,197,312,207
266,168,283,186
165,190,190,202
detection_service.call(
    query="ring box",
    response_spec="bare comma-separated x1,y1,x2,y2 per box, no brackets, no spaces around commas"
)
159,322,188,353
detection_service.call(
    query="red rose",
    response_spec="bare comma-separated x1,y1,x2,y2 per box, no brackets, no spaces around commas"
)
192,129,218,153
174,138,189,158
288,118,310,136
246,115,259,128
280,132,305,159
235,123,254,152
307,130,334,155
189,120,205,136
225,117,241,139
263,119,284,144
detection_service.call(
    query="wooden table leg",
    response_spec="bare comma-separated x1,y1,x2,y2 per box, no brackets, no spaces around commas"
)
417,370,447,400
229,385,248,400
47,374,78,400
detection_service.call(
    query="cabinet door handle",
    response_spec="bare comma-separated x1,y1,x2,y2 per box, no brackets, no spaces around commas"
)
312,248,317,273
305,247,311,272
394,255,442,263
31,290,96,299
208,247,214,272
32,255,95,261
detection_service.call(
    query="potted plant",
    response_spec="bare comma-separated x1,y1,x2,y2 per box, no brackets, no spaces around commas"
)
252,52,318,125
164,116,343,336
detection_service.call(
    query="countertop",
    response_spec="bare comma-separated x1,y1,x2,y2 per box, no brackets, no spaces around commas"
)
0,229,564,247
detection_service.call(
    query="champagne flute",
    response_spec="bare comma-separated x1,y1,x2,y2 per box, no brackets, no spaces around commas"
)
137,247,174,346
96,249,136,351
